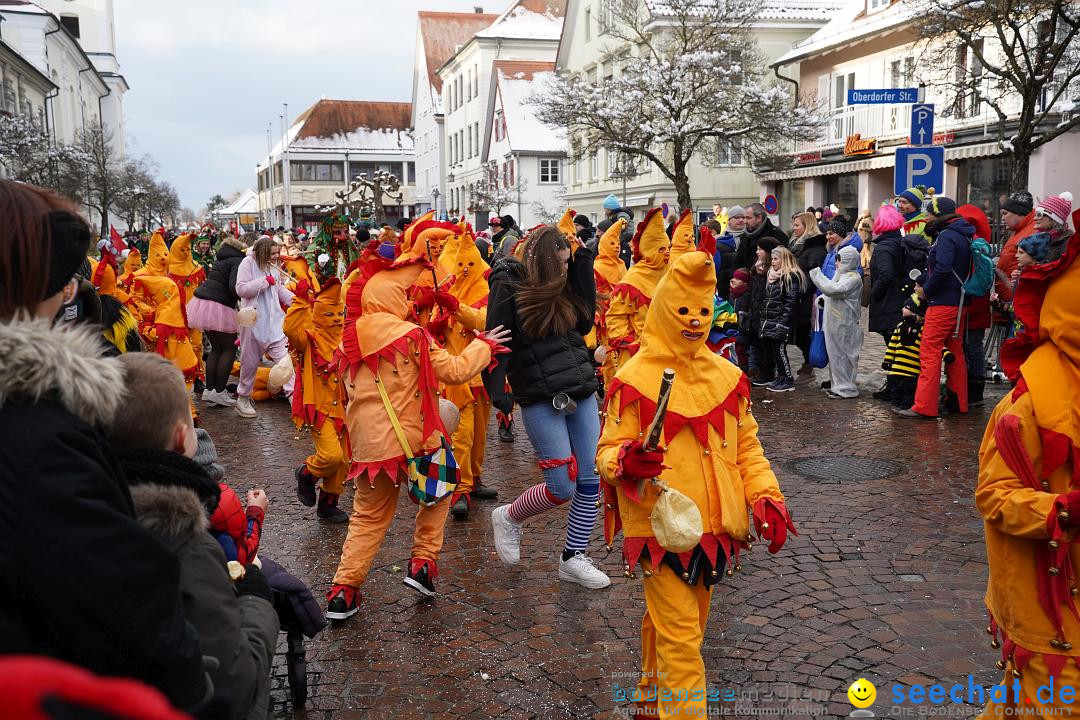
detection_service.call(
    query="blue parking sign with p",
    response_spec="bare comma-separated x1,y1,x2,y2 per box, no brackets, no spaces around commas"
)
894,146,945,196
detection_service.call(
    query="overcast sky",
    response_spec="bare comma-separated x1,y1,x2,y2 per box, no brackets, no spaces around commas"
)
114,0,499,211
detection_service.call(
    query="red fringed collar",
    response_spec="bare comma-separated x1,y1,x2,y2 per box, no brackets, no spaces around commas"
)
605,374,751,448
611,283,650,308
623,532,748,572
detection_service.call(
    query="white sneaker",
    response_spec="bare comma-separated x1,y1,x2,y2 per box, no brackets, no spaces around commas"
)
201,389,217,406
491,505,522,565
235,396,256,418
559,552,611,589
213,390,236,407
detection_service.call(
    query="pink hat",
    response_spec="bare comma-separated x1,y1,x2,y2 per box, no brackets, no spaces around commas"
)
1037,191,1073,226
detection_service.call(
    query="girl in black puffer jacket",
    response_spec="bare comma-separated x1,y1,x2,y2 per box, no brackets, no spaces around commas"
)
756,246,806,393
187,233,250,406
486,226,610,589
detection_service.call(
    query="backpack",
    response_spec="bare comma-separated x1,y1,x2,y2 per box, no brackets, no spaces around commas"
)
962,237,995,297
900,234,929,280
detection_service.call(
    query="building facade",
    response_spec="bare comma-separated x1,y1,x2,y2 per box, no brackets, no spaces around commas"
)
0,0,124,153
757,0,1080,223
437,0,567,228
556,0,839,224
256,99,417,231
481,60,566,227
0,36,56,137
412,9,498,218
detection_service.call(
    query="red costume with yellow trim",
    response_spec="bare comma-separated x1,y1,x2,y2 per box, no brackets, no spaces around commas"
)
283,277,351,520
603,208,670,381
977,220,1080,717
597,250,794,719
329,248,494,602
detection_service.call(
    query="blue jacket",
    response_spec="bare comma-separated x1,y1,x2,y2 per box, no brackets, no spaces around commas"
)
821,232,864,280
922,216,974,307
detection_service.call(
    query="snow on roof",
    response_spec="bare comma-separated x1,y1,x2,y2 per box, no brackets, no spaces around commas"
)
476,0,567,40
644,0,843,22
218,189,258,215
495,60,565,154
418,11,498,93
773,0,915,66
269,100,413,156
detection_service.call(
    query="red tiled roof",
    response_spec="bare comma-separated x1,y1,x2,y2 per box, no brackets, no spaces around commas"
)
292,100,412,139
492,59,556,82
418,11,498,92
512,0,567,16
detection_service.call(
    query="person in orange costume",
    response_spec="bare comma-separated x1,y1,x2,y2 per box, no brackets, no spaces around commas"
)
167,234,207,384
597,250,796,720
401,212,462,327
88,257,129,304
325,252,509,619
131,275,200,421
119,248,143,291
284,278,351,524
593,218,628,375
976,221,1080,718
437,231,498,519
604,208,671,380
129,233,170,334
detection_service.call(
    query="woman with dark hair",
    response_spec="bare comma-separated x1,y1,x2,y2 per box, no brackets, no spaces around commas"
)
0,180,208,712
188,231,252,407
486,225,611,589
234,235,294,418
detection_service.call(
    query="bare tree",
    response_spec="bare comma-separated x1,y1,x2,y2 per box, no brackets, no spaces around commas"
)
531,184,569,225
529,0,822,210
469,164,528,216
915,0,1080,188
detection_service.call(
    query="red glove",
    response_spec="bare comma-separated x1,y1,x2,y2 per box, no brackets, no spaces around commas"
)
414,286,436,312
753,498,797,554
617,441,665,483
427,314,451,338
265,274,276,286
1057,490,1080,526
434,291,460,313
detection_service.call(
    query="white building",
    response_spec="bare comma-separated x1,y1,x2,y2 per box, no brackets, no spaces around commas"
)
412,9,498,218
0,0,118,150
437,0,567,229
256,99,417,232
32,0,128,155
482,60,566,227
0,35,56,130
756,0,1080,221
556,0,840,224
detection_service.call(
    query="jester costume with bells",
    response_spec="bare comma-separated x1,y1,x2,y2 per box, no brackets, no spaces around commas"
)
325,250,497,619
129,232,170,333
977,219,1080,717
283,277,351,524
597,250,796,719
604,208,671,381
593,218,629,381
167,234,208,384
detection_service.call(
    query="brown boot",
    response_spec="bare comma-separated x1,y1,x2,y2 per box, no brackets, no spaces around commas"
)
317,490,348,523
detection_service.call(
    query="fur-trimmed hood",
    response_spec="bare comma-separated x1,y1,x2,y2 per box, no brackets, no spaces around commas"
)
0,317,124,428
217,236,246,257
130,484,208,545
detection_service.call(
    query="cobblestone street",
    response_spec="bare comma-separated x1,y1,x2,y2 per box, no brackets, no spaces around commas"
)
199,328,1008,719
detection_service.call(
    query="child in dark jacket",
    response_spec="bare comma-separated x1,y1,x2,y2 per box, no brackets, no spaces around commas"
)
755,246,805,393
730,268,752,370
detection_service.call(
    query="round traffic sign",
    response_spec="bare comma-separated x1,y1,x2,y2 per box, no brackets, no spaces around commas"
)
763,194,778,215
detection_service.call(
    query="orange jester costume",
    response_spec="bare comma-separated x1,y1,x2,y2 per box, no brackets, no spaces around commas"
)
603,208,670,380
167,234,207,381
326,249,498,616
976,224,1080,717
593,217,628,368
129,233,170,335
597,250,795,719
131,274,200,416
283,277,351,524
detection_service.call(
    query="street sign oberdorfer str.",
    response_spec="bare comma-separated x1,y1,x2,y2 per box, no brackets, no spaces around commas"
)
847,88,919,104
894,146,945,196
910,104,935,146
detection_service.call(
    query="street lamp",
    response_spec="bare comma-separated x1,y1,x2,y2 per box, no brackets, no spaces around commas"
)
431,188,441,219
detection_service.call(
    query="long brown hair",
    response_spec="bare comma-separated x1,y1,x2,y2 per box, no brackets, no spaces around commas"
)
0,180,80,320
515,226,586,340
252,236,280,271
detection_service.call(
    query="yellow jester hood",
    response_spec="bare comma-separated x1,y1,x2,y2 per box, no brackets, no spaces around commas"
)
136,233,170,277
594,218,627,291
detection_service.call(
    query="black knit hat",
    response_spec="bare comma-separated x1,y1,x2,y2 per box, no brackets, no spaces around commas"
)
826,218,848,237
1002,191,1034,216
45,211,91,296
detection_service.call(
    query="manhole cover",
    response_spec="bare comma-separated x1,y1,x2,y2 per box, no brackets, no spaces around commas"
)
789,456,905,483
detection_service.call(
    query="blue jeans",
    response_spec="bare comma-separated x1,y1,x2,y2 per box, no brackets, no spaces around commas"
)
964,327,986,382
520,394,600,502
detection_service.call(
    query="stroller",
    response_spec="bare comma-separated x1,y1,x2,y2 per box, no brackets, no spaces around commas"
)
260,557,328,707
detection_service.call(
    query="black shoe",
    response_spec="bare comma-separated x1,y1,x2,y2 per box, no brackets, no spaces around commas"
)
968,381,985,406
470,482,498,501
326,585,359,621
193,378,205,395
295,466,317,507
751,376,776,388
317,491,349,523
872,381,891,401
403,558,436,597
450,493,470,520
498,423,515,443
820,380,832,390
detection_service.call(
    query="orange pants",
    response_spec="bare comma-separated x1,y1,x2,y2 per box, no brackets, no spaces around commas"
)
451,395,490,494
307,422,347,496
332,471,450,589
912,304,967,416
633,560,713,719
978,652,1080,718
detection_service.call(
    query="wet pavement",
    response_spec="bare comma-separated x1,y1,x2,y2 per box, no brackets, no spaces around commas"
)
199,328,1008,719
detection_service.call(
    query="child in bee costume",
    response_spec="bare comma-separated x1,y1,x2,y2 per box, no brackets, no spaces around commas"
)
597,250,796,719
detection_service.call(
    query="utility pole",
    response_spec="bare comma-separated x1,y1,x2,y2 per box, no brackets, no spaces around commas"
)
265,123,274,228
282,103,292,229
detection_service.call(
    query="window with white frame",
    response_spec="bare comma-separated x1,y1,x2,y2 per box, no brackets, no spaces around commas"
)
890,57,914,89
716,140,744,166
494,111,503,142
589,152,599,181
473,64,479,96
539,158,561,183
868,0,889,11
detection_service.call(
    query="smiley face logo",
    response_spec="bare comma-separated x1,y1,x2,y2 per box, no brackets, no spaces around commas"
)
848,678,876,708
